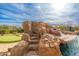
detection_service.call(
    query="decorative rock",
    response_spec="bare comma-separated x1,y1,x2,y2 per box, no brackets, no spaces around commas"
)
49,28,61,36
38,33,62,56
31,22,48,35
21,33,30,42
22,21,31,33
8,41,28,56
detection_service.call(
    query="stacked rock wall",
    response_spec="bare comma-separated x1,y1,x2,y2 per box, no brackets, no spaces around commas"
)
22,21,63,56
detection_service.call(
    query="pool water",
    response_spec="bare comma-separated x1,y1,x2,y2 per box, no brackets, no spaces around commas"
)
60,35,79,56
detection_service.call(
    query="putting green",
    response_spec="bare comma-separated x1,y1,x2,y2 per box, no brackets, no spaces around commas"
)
0,34,21,43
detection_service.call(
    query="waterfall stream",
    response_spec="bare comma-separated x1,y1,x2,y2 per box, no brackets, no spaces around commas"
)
60,35,79,56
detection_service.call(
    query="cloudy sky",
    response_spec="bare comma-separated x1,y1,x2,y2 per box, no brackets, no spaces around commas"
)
0,3,79,26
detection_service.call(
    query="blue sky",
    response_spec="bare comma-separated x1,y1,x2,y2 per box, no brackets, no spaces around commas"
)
0,3,79,26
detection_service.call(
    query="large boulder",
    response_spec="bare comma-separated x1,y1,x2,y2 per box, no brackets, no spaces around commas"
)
8,41,28,56
49,29,61,36
32,22,48,35
21,33,30,42
38,33,62,56
22,21,31,33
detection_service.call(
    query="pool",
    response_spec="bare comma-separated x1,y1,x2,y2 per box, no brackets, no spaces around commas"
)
60,35,79,56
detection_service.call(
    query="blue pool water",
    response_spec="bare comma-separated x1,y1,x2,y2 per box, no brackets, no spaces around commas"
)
60,35,79,56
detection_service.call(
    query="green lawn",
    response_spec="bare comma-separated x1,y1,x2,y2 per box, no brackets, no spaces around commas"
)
0,34,21,43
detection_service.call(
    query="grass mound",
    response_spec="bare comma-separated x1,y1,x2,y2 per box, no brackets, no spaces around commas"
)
0,34,21,43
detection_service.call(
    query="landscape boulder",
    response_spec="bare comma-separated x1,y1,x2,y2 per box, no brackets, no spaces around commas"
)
22,21,31,33
21,33,31,42
32,22,48,35
38,33,62,56
8,40,28,56
49,29,61,36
